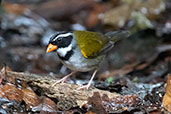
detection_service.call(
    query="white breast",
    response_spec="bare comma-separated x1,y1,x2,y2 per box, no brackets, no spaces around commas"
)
61,47,105,72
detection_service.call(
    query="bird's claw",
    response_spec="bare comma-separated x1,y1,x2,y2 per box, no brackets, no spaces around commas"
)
51,71,77,87
51,77,68,87
76,84,91,90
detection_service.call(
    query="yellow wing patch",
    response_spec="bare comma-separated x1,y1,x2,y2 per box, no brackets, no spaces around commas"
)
81,50,88,58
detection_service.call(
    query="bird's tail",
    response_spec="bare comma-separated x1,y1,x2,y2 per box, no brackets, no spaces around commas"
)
105,30,130,42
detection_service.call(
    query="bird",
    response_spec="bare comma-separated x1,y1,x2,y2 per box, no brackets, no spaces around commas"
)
46,30,129,89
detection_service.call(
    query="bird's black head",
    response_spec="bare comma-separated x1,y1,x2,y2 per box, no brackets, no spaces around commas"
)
49,32,73,48
46,32,73,53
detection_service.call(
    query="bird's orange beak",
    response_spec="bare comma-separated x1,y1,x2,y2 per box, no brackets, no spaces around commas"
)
46,43,58,53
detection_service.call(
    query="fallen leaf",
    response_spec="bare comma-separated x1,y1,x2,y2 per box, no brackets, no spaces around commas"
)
102,94,141,113
0,86,5,98
162,74,171,112
87,92,108,114
85,111,97,114
0,83,23,102
0,66,16,84
87,92,140,114
32,97,57,113
22,87,41,108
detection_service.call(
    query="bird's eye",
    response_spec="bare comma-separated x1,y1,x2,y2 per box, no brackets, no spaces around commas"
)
57,38,62,43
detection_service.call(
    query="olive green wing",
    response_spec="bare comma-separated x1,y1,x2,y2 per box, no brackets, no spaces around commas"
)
73,31,108,58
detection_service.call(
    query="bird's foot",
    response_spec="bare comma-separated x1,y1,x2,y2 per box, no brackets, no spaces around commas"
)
76,70,98,90
51,71,77,87
77,83,91,90
52,76,68,87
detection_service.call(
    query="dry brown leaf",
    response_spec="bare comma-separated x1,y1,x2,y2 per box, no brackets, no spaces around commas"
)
162,74,171,112
0,83,23,102
85,111,97,114
87,92,140,114
0,66,12,79
22,87,41,108
1,66,16,84
102,94,140,113
31,97,58,112
42,97,58,111
0,86,5,98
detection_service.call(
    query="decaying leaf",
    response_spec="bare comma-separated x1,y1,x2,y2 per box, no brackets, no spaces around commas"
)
0,66,16,84
32,97,58,113
87,92,140,113
0,83,23,102
162,74,171,112
22,87,42,109
85,111,97,114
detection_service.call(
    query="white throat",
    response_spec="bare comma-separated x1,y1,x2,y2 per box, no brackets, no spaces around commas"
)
57,44,72,57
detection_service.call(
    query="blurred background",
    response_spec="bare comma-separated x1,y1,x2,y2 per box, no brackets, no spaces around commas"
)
0,0,170,82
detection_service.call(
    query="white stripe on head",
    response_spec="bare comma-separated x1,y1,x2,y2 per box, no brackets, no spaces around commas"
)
53,32,72,42
57,43,72,57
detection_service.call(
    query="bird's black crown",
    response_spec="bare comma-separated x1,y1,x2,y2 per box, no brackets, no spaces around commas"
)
49,32,73,48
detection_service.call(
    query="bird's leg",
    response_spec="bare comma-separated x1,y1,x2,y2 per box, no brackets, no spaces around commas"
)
52,71,77,86
77,69,98,90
